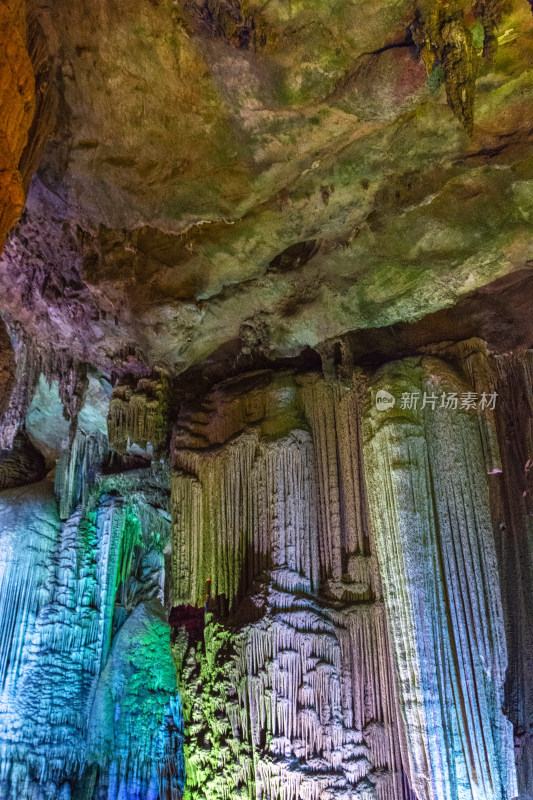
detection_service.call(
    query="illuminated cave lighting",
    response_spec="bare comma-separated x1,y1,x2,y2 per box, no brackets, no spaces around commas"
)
0,341,528,799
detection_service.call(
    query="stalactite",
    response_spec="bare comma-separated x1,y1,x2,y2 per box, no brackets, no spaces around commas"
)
108,369,170,455
171,369,410,800
364,355,517,800
54,430,108,520
473,0,511,59
410,0,510,131
411,0,478,133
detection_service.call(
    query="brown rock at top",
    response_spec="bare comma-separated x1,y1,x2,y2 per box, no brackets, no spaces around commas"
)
0,0,34,252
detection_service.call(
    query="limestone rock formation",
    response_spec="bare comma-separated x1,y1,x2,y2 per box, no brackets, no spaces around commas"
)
365,354,515,800
0,324,532,798
171,371,409,800
0,465,174,800
0,0,533,799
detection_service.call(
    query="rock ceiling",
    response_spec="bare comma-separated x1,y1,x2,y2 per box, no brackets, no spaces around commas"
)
2,0,533,376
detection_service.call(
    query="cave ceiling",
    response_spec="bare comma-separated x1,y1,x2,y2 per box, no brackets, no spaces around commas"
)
2,0,533,375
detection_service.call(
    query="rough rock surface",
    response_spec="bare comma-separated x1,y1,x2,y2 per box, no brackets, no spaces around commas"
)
0,0,532,371
0,0,34,251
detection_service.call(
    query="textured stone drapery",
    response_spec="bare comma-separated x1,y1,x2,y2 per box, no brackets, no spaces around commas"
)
364,357,516,800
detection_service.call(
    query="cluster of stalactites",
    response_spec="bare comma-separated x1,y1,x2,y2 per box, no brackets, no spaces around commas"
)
0,331,90,451
411,0,511,133
172,372,380,609
107,369,170,455
171,371,406,800
172,428,319,608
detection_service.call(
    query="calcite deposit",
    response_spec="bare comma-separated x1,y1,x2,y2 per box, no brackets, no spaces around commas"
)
1,0,533,798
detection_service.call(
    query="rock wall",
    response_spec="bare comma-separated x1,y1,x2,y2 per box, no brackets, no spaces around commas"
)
0,0,34,252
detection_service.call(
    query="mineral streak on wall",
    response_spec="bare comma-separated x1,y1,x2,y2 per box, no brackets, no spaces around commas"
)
171,370,411,800
364,354,517,800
